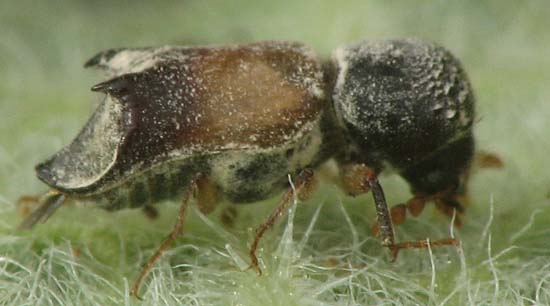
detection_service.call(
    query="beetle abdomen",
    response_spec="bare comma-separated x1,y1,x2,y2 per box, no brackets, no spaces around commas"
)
89,160,206,211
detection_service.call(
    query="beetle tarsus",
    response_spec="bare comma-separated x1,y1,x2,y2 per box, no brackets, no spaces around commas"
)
386,238,460,261
246,255,263,276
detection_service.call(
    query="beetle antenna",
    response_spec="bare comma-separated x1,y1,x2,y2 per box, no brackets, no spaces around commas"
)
17,192,66,230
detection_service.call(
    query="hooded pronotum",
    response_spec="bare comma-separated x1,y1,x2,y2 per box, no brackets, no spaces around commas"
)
36,42,325,196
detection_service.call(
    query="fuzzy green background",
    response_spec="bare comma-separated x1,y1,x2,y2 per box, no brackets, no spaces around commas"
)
1,1,549,305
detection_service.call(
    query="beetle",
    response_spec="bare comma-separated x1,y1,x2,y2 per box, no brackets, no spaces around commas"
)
18,38,500,297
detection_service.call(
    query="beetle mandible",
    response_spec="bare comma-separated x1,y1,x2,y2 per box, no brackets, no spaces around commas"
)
18,38,501,297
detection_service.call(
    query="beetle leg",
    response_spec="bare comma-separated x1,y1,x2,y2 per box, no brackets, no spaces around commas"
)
17,191,66,230
433,194,465,227
373,189,467,237
195,175,221,215
410,189,466,228
130,175,201,299
474,150,504,169
406,195,429,217
420,150,503,228
344,166,459,261
17,195,41,218
371,194,435,236
371,203,408,236
365,174,396,247
387,238,460,260
247,169,315,275
368,180,459,261
220,206,238,228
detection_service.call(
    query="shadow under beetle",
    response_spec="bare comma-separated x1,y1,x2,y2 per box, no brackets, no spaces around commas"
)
18,38,502,297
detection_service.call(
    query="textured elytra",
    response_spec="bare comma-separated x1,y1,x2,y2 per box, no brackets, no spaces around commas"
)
37,42,325,196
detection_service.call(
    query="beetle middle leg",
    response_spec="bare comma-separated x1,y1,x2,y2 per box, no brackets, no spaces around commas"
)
248,168,316,275
341,164,459,261
131,174,203,299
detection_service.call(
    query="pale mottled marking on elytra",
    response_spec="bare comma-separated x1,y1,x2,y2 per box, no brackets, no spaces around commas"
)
95,46,191,78
209,118,323,203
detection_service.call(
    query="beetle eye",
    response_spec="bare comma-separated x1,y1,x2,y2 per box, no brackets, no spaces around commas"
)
91,75,133,99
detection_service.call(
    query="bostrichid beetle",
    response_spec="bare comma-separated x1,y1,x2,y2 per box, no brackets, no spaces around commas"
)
18,39,501,297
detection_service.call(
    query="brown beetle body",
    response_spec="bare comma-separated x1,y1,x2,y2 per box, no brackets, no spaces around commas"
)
19,39,501,297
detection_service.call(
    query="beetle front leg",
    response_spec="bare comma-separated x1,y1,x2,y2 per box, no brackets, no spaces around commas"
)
367,178,460,260
365,173,396,247
248,169,315,275
341,164,459,261
371,194,457,236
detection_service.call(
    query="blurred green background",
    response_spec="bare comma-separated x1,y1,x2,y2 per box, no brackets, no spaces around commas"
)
1,1,549,305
